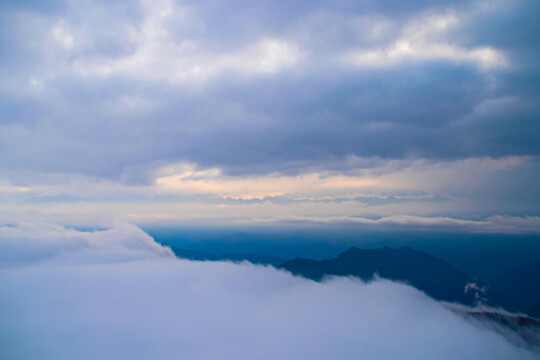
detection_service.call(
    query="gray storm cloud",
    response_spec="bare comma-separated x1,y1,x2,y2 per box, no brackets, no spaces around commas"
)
1,0,539,180
0,223,537,360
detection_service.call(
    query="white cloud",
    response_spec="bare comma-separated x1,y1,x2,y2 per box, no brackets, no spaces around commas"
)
231,38,300,74
153,162,379,199
71,0,300,83
0,223,537,359
0,181,29,194
0,222,173,267
346,13,507,69
0,156,536,230
73,37,300,83
254,214,540,234
51,21,74,48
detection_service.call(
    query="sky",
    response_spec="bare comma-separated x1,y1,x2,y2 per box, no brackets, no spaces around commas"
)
1,0,540,234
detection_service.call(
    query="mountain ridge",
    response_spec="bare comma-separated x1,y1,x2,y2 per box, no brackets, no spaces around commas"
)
279,246,481,305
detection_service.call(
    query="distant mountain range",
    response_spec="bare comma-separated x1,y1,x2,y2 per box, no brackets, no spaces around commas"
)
169,245,540,318
280,246,540,318
280,246,481,305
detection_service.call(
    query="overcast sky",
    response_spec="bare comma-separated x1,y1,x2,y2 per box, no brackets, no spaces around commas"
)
1,0,539,232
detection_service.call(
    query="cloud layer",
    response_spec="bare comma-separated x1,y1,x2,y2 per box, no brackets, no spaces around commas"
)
1,156,539,231
0,222,174,267
1,0,539,179
0,0,539,227
0,223,538,359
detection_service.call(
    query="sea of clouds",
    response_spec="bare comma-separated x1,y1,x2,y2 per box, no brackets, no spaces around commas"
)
0,222,537,360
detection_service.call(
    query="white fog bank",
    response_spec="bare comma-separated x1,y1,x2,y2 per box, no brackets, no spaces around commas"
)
0,222,537,360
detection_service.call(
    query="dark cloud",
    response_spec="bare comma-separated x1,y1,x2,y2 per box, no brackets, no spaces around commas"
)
0,0,539,181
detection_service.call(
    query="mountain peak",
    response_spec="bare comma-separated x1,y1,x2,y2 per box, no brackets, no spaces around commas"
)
339,245,415,258
281,246,475,304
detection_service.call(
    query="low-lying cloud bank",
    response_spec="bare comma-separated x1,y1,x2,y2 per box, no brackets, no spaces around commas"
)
256,214,540,234
0,222,173,267
0,223,537,360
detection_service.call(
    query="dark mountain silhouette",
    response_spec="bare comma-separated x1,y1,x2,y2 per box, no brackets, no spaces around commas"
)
169,246,284,266
490,260,540,318
453,308,540,348
280,246,484,305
